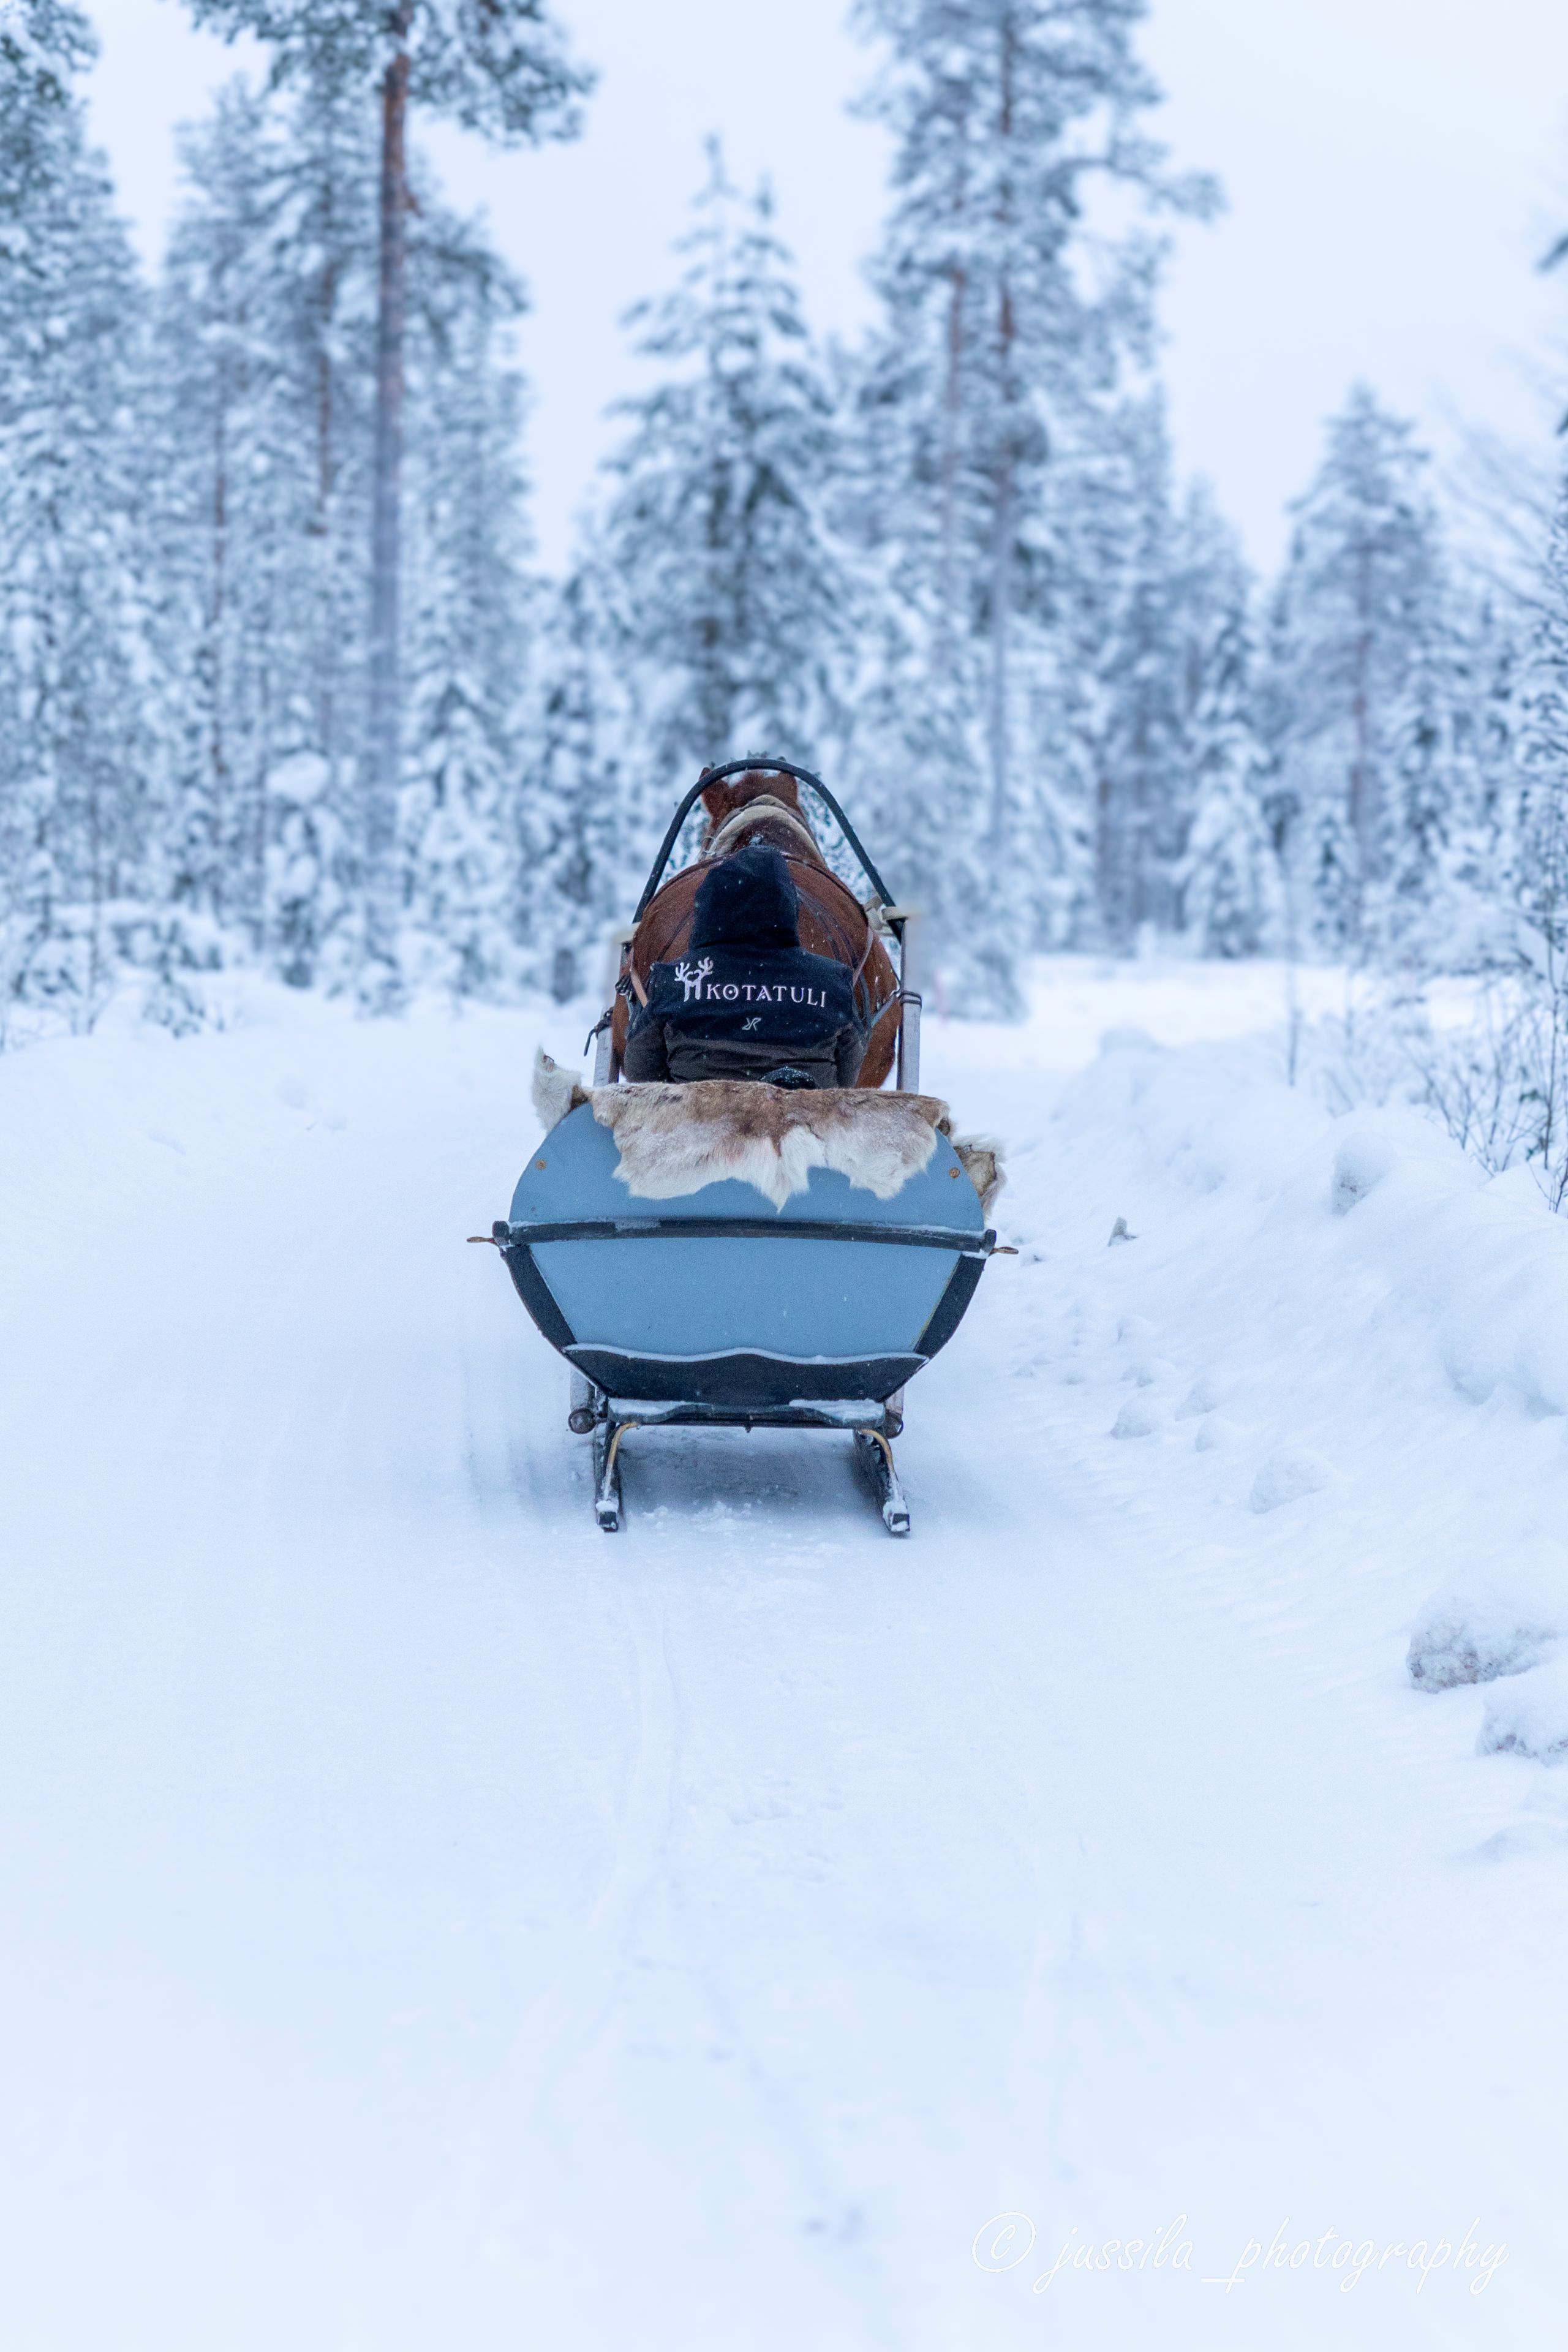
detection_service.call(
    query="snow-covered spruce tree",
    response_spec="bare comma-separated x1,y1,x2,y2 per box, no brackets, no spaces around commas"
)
147,82,279,944
148,74,538,995
146,77,371,979
1170,484,1278,957
1375,609,1500,968
1408,483,1568,1207
1264,386,1451,954
523,557,632,1003
180,0,590,1006
147,74,376,989
1066,394,1190,947
0,0,149,1031
846,0,1218,1010
590,145,853,818
1515,480,1568,945
1048,413,1275,956
399,219,534,998
1504,488,1568,1207
1457,600,1534,948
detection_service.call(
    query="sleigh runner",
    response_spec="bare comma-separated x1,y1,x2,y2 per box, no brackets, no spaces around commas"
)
475,760,1004,1534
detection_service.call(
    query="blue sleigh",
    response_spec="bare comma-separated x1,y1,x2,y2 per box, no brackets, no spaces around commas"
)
478,761,1001,1534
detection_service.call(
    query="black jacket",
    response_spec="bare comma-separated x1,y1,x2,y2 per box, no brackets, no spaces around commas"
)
623,845,866,1089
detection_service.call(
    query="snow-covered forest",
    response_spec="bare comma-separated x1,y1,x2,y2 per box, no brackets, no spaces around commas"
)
4,0,1568,1047
13,7,1568,2340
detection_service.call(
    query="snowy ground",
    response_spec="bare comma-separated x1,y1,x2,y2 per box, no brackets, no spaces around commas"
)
1,955,1563,2349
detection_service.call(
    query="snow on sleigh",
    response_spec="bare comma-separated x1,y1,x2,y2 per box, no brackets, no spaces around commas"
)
474,760,1005,1534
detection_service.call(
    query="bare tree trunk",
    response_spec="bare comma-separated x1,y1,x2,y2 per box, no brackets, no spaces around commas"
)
1348,540,1374,941
206,394,229,925
364,33,410,1000
987,433,1014,855
85,758,103,1034
986,15,1017,860
1349,638,1370,831
698,459,729,762
1095,764,1115,936
310,248,341,962
936,265,965,674
314,251,339,754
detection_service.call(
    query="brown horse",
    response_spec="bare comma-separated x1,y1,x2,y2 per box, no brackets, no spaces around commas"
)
611,768,903,1088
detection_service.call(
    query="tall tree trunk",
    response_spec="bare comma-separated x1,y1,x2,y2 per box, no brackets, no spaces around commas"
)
365,34,410,997
987,15,1017,859
936,263,965,674
1348,544,1374,938
206,390,229,925
698,460,728,761
313,250,340,844
987,435,1013,856
1348,623,1372,944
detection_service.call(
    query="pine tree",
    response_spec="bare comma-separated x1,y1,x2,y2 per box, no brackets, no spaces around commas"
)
594,146,852,805
147,74,539,995
150,83,304,944
0,0,148,1028
1374,616,1493,965
179,0,590,1003
146,72,378,989
524,559,631,1003
1459,601,1532,953
848,0,1218,1008
400,222,533,997
1265,386,1449,952
1074,396,1189,946
1516,478,1568,945
1171,486,1277,957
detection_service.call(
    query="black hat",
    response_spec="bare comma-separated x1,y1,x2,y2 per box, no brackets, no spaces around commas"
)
690,843,801,951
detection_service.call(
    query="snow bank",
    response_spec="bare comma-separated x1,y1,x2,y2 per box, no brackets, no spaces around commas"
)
1035,1027,1568,1772
1052,1031,1568,1433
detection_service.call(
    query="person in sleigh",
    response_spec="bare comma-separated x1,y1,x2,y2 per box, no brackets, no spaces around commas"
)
622,843,865,1090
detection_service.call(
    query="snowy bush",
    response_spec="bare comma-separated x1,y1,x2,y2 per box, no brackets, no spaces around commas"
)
1407,1555,1568,1692
1476,1656,1568,1760
1110,1398,1161,1440
1248,1448,1332,1513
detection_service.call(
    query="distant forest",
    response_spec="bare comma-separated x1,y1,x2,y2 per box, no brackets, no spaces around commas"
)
4,0,1568,1042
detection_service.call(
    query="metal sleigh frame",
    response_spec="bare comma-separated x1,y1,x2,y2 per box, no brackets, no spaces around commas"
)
494,758,971,1537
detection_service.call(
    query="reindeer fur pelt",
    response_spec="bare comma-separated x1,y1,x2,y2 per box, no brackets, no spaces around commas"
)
530,1047,1005,1215
532,1049,592,1133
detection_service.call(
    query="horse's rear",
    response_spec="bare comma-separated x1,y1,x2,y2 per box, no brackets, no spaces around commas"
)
610,767,903,1086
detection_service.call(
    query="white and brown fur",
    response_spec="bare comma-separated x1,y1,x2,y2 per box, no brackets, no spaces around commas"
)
532,1049,1005,1217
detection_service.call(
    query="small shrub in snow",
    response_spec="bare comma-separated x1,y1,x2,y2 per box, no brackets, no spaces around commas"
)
1476,1656,1568,1760
1248,1447,1330,1512
1406,1557,1568,1691
1330,1134,1398,1215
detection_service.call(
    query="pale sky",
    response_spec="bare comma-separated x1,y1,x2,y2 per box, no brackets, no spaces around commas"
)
85,0,1568,575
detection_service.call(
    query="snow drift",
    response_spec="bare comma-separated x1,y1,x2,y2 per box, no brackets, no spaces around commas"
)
1038,1027,1568,1773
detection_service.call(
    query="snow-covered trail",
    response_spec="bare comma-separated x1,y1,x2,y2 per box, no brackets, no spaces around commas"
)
0,967,1559,2349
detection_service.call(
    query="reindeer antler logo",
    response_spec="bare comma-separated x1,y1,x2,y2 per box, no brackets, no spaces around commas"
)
674,956,714,1002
